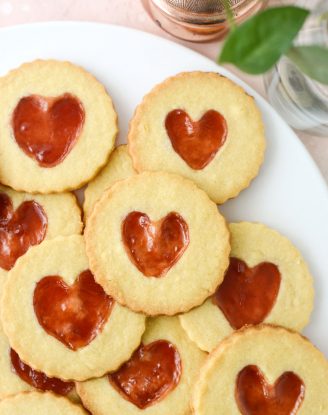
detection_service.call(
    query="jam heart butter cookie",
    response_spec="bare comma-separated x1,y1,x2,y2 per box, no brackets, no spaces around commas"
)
128,71,265,204
192,325,328,415
0,59,118,193
77,316,206,415
0,391,88,414
180,222,314,352
0,184,82,293
0,323,79,401
1,235,145,381
84,145,136,221
85,171,230,316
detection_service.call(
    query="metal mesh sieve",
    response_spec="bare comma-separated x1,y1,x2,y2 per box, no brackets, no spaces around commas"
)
146,0,266,41
155,0,242,14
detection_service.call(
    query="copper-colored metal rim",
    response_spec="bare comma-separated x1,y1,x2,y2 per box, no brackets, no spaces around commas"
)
142,0,268,42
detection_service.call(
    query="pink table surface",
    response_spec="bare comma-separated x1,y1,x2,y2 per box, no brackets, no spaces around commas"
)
0,0,327,182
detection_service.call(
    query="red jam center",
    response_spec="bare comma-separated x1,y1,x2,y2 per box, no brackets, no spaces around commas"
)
33,270,113,350
165,109,227,170
12,93,85,167
122,211,189,277
10,348,74,395
0,192,47,271
109,340,182,409
212,258,281,329
236,365,305,415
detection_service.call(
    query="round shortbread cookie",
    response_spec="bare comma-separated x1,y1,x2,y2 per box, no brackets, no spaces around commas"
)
77,316,206,415
128,71,265,204
192,325,328,415
0,391,87,414
84,145,135,221
1,235,145,381
0,184,82,291
85,171,230,315
0,323,79,402
0,60,118,193
180,222,314,352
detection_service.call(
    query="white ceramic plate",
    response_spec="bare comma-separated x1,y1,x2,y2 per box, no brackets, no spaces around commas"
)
0,22,327,355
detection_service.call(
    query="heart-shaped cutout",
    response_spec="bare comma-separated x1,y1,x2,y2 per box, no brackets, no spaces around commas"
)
109,340,181,409
33,270,113,350
236,365,305,415
122,211,189,277
212,258,281,329
0,192,47,271
12,93,85,167
10,348,74,395
165,109,227,170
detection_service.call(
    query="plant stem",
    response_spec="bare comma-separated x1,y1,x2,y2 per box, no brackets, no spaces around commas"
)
222,0,236,30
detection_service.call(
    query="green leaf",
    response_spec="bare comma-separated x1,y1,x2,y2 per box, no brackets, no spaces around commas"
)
219,6,310,74
286,46,328,85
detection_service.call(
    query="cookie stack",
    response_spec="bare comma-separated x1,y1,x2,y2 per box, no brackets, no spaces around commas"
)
0,60,326,415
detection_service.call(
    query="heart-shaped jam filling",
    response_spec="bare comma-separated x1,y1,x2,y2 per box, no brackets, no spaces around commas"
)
10,348,74,395
165,109,227,170
0,192,47,271
236,365,305,415
33,270,113,350
212,258,281,329
109,340,181,409
12,93,85,167
122,211,189,277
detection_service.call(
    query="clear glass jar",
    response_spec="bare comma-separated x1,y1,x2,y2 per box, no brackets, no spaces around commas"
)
264,0,328,136
142,0,267,42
